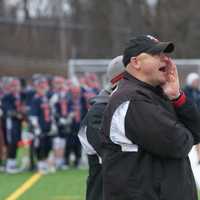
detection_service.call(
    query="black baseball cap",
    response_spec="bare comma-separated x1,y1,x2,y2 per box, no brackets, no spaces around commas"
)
123,35,175,67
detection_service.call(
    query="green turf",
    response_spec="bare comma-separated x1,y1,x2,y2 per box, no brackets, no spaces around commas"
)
0,171,32,199
0,169,87,200
0,167,199,200
20,169,87,200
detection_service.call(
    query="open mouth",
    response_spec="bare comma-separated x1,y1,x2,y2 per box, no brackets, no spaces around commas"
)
159,66,167,72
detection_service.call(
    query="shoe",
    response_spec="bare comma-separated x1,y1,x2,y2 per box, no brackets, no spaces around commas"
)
6,167,21,174
37,161,49,175
59,164,69,170
6,159,21,174
38,168,49,175
48,166,56,173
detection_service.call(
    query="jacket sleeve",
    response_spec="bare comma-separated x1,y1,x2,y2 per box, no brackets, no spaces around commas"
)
86,103,106,156
125,99,194,159
173,96,200,145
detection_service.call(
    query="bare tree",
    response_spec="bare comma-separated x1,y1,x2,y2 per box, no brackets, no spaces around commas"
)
76,0,113,58
0,0,5,16
154,0,200,58
23,0,30,20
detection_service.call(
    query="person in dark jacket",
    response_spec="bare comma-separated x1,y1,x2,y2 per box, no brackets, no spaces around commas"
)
29,77,54,174
184,72,200,164
0,101,5,167
65,85,87,168
78,56,125,200
184,73,200,109
101,35,200,200
51,76,71,170
2,78,25,174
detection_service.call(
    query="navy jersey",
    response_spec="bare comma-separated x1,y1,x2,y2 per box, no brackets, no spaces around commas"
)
64,94,87,147
24,89,35,107
1,93,24,143
53,92,70,118
29,94,52,133
68,95,87,133
184,86,200,110
81,86,99,110
51,91,71,136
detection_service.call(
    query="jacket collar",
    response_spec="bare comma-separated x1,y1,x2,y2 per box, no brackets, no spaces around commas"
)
123,71,165,96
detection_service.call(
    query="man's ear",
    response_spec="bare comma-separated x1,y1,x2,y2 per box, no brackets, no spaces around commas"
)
130,57,140,70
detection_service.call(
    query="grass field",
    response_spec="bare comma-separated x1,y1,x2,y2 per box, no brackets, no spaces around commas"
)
0,169,87,200
0,146,200,200
0,168,200,200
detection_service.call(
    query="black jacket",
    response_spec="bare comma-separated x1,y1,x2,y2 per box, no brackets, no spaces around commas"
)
101,72,200,200
78,90,109,200
79,90,109,157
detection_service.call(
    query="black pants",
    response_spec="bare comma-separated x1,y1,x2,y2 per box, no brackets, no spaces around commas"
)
29,141,36,170
86,155,102,200
7,142,17,159
35,136,52,160
65,134,81,167
0,123,4,160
